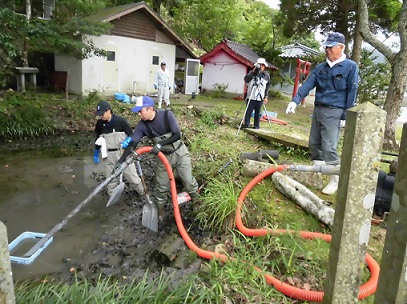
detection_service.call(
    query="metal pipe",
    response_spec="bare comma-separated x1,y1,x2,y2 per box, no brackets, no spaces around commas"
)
288,165,340,175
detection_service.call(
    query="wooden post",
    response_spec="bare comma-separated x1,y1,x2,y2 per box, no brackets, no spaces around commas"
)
323,102,386,303
0,221,15,304
374,122,407,303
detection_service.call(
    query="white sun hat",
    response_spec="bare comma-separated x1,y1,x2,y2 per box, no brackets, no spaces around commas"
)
255,57,268,67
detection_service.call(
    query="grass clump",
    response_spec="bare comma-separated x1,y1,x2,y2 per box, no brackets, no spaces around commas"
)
0,93,56,139
15,272,216,304
196,174,240,233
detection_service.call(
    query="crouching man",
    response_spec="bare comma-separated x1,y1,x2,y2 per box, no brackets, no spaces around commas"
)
117,96,199,219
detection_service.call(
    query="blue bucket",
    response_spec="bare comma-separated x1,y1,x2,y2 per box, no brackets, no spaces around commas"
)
123,94,130,103
114,92,126,101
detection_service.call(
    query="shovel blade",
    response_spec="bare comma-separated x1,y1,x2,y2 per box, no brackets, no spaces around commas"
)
141,196,158,232
106,181,125,207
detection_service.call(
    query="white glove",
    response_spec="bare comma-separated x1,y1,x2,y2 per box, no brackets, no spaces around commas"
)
286,101,297,114
340,120,346,128
95,137,108,159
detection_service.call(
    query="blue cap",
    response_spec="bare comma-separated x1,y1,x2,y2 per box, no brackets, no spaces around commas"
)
322,32,345,47
131,96,155,113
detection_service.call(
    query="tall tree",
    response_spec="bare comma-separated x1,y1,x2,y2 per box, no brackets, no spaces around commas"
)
279,0,400,59
358,0,406,150
0,0,109,86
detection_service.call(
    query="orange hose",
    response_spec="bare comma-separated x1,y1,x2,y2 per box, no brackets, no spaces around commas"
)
235,165,380,301
135,147,380,302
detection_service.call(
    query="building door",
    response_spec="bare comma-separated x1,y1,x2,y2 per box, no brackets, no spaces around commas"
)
103,50,119,92
184,59,200,95
148,55,161,95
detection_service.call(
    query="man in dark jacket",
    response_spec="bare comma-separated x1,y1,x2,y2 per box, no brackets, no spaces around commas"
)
118,96,199,219
94,100,144,197
243,57,271,129
285,32,359,195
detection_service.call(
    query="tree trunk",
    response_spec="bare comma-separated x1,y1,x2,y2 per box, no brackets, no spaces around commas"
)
351,3,363,65
383,54,407,150
22,0,31,67
271,172,335,227
241,159,325,190
152,0,162,15
358,0,407,151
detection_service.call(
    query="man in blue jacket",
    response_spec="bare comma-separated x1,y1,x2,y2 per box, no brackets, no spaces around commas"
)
285,32,359,195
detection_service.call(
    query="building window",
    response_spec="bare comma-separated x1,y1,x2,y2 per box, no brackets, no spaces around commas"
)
152,56,159,65
106,51,115,61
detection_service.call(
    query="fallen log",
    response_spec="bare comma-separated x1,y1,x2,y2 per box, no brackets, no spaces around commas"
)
239,150,279,162
271,172,334,227
151,234,187,265
241,159,324,190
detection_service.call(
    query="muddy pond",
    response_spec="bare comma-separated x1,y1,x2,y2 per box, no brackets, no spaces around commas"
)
0,145,206,283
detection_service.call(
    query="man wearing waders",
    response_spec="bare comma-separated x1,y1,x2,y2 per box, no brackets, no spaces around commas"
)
118,96,199,220
94,100,144,197
153,62,171,108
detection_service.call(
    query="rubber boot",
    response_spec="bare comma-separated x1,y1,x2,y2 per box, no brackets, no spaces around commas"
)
156,203,165,221
312,160,325,166
189,192,200,203
322,174,339,195
311,160,325,191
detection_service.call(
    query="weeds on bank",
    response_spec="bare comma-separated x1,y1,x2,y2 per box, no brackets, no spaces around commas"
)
0,93,56,139
0,91,103,139
15,272,216,304
196,174,240,233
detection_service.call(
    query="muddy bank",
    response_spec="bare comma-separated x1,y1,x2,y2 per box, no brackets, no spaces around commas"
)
0,133,211,285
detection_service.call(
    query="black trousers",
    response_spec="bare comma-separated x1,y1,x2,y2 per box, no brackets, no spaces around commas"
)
244,99,262,129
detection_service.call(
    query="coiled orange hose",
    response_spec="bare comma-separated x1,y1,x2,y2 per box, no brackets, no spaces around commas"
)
136,147,379,302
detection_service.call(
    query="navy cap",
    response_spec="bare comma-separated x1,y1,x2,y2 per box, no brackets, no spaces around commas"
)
95,100,111,116
322,32,345,47
131,96,155,113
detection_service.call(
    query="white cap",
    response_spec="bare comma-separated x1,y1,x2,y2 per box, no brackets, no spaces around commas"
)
256,58,268,67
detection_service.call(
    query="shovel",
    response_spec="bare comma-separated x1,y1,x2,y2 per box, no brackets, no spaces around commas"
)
135,159,158,232
106,173,125,207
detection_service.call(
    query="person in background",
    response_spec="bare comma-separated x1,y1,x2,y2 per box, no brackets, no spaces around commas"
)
242,57,271,129
119,96,199,220
94,100,144,197
285,32,359,195
153,62,171,108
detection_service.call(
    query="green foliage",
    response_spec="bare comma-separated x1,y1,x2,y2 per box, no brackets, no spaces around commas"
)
0,0,110,85
196,105,226,129
168,0,244,52
0,93,56,139
357,49,391,106
209,83,229,98
195,174,240,233
15,272,215,303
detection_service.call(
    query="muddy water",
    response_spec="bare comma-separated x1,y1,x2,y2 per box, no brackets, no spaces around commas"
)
0,149,206,283
0,153,121,281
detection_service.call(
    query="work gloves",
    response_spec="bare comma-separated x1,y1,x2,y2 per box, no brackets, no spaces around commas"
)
153,84,158,90
121,137,132,149
286,101,297,114
93,149,100,164
151,143,162,155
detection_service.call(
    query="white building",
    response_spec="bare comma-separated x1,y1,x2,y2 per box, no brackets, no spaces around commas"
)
54,2,197,96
